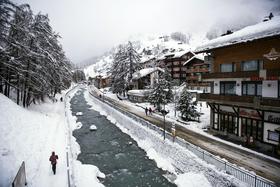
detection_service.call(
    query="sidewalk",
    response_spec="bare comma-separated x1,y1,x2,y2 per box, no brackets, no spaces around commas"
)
91,87,280,184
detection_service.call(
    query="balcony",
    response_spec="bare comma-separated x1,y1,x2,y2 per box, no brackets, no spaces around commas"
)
202,71,259,79
201,69,280,80
186,75,199,80
186,68,209,73
198,93,280,111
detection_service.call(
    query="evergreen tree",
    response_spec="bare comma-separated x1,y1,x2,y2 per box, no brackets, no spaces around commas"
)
110,42,140,96
0,1,72,107
177,88,200,121
148,69,173,111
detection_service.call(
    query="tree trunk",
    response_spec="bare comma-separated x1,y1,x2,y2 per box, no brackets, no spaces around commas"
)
17,74,20,105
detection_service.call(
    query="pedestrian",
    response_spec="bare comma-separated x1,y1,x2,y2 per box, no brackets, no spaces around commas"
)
49,151,58,175
145,107,148,116
149,107,152,115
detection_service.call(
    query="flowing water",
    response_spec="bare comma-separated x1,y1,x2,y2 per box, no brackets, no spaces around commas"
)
70,89,176,187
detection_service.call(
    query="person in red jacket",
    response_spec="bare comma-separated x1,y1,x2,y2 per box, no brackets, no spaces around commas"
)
49,151,58,175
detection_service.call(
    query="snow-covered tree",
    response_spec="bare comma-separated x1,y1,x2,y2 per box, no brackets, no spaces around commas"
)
0,1,72,107
177,88,200,121
148,68,173,111
110,42,140,96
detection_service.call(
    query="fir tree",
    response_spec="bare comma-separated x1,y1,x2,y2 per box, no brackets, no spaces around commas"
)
110,42,140,96
177,88,200,121
148,69,173,111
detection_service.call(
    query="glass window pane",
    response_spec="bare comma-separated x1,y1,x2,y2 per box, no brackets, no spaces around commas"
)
247,84,255,95
257,84,262,96
242,60,258,71
220,83,225,94
242,84,247,95
225,83,236,94
259,60,263,70
221,82,236,95
221,64,233,72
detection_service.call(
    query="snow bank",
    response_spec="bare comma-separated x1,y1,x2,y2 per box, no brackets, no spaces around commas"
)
174,172,211,187
74,162,105,187
0,92,68,187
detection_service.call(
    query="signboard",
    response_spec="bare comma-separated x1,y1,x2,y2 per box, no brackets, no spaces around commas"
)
263,48,280,61
265,112,280,124
239,108,261,120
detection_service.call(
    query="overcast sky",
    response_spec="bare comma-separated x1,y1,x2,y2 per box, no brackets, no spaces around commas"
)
15,0,279,63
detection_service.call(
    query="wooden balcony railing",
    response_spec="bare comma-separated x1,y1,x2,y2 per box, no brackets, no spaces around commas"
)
201,69,280,80
186,75,199,80
198,93,280,111
186,68,209,73
202,71,259,79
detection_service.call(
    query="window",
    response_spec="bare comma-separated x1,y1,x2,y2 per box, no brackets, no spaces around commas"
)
241,60,263,71
267,130,279,142
220,81,236,95
220,63,236,72
242,82,262,96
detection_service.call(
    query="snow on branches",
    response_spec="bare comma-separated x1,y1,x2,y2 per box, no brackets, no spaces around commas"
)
110,41,140,96
177,88,200,121
0,0,72,107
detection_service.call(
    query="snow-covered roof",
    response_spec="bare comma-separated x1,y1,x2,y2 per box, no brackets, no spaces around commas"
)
157,50,194,61
183,54,204,66
195,16,280,53
127,89,152,96
132,67,164,80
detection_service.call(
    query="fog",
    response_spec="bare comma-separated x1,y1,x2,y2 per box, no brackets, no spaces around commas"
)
15,0,280,63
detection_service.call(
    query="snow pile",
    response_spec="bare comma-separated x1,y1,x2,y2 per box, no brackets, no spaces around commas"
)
174,172,211,187
76,112,83,116
196,16,280,52
89,125,97,131
137,139,176,173
74,162,105,187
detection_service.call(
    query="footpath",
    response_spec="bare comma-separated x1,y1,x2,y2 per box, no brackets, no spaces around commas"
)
90,87,280,185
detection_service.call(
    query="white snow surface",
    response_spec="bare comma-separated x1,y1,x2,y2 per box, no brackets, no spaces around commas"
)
196,16,280,52
132,67,164,80
76,112,83,116
0,93,68,187
174,172,212,187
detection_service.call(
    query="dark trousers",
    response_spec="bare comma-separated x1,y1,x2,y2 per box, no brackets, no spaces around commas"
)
52,164,56,174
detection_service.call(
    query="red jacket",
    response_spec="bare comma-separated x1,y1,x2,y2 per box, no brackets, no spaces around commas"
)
49,154,58,165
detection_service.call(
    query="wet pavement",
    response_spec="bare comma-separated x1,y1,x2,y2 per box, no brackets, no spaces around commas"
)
70,89,176,187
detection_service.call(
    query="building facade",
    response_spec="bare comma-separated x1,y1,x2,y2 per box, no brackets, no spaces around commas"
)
196,18,280,150
158,51,194,84
183,55,211,92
